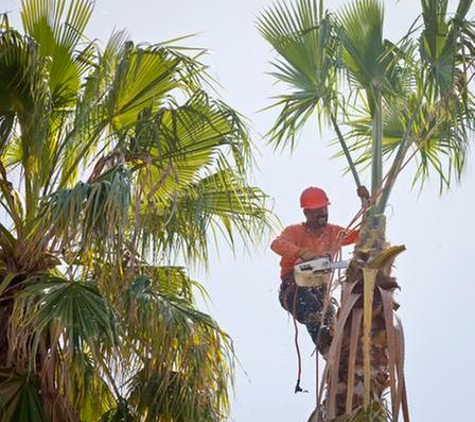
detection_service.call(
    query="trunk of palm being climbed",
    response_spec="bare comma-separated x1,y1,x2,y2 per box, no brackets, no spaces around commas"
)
310,215,409,422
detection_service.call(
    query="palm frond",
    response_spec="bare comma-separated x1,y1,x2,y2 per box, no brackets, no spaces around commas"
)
343,79,474,192
121,275,233,422
336,0,389,110
257,0,340,148
20,0,94,106
130,91,251,178
103,42,206,130
10,275,118,365
54,41,209,191
39,165,131,254
0,371,49,422
137,168,271,264
0,24,56,219
8,274,119,420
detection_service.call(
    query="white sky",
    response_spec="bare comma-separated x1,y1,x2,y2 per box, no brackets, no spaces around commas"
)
3,1,475,421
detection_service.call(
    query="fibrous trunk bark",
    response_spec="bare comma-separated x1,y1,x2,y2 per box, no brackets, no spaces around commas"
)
311,215,410,422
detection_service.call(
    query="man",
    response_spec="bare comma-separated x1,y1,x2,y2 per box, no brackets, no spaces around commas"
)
271,186,366,354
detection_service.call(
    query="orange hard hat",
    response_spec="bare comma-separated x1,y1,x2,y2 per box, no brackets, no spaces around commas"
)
300,187,330,209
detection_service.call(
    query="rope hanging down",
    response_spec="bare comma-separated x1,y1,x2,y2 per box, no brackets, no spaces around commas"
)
292,285,308,394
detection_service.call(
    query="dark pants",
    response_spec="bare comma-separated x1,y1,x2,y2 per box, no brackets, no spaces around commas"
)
279,274,334,353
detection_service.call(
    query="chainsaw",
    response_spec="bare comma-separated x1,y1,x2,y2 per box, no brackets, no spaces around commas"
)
294,256,350,287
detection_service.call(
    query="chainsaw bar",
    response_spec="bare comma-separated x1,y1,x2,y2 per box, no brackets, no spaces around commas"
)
295,256,350,274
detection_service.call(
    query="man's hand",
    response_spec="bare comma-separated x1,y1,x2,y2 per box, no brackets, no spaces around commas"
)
299,248,318,261
357,185,370,201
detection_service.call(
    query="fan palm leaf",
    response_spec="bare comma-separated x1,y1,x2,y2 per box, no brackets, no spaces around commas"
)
0,371,49,422
20,0,94,106
257,0,341,148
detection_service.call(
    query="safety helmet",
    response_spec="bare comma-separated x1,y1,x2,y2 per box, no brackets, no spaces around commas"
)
300,187,330,209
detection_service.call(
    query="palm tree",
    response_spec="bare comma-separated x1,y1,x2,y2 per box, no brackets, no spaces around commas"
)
258,0,475,420
0,1,271,421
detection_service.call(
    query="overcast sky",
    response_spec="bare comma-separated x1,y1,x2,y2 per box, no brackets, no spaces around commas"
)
3,1,475,421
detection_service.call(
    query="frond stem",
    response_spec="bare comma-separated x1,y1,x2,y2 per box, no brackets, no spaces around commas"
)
330,113,363,199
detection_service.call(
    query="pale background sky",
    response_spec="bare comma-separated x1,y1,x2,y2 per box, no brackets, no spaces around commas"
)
3,0,475,421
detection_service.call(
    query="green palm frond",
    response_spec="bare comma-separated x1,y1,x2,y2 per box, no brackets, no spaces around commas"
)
138,168,270,264
8,275,119,418
122,275,232,422
39,165,131,254
406,0,475,193
343,69,474,192
54,43,215,191
337,0,386,96
130,266,206,301
0,371,49,422
257,0,340,148
122,274,229,341
0,27,50,185
104,43,192,128
418,0,474,96
20,0,94,106
130,91,251,184
10,275,118,364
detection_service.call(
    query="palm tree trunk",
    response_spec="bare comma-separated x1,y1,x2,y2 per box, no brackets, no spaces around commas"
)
312,244,409,422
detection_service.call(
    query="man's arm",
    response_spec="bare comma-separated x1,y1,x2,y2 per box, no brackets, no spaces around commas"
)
270,226,302,260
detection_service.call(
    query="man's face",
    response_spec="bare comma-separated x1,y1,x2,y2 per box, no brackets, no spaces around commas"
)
303,206,328,228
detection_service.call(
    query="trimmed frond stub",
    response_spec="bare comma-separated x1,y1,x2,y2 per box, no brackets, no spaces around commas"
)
312,243,406,422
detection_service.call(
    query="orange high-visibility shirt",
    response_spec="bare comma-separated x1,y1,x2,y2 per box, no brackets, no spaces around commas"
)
270,223,359,279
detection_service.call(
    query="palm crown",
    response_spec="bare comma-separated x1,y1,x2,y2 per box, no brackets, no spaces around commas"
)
258,0,475,215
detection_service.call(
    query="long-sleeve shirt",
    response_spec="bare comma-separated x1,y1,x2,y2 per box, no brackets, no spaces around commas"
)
270,223,359,279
